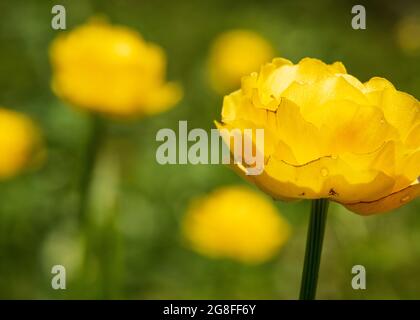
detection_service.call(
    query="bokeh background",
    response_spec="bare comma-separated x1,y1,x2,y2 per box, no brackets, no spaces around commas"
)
0,0,419,299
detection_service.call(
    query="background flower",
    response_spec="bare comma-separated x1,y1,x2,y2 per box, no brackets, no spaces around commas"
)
182,186,291,264
207,30,274,94
218,57,420,215
49,18,185,297
396,14,420,56
50,19,182,117
0,108,42,179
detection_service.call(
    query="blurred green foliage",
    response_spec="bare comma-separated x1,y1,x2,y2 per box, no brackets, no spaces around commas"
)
0,0,419,299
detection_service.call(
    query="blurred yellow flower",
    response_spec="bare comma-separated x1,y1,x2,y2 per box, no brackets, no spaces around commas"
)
217,57,420,215
0,108,42,179
50,19,182,117
396,14,420,55
207,30,274,94
182,186,291,264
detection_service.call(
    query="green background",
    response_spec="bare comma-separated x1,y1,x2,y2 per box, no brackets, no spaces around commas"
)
0,0,419,299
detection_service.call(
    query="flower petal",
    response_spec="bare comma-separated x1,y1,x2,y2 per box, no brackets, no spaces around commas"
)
274,98,324,164
281,76,370,122
380,88,419,139
255,155,395,202
343,182,420,215
316,100,397,154
222,90,267,125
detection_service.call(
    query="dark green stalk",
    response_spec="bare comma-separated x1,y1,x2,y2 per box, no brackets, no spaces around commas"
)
77,114,106,297
299,198,329,300
77,114,123,299
78,115,104,228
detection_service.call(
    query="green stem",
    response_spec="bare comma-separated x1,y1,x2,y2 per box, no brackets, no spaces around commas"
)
78,114,104,297
299,198,329,300
78,115,104,228
77,114,123,299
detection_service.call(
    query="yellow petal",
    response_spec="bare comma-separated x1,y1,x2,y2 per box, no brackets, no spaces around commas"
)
216,119,277,161
254,155,395,202
401,150,420,186
340,74,365,91
380,88,419,139
254,62,297,109
343,182,420,215
406,123,420,148
295,58,337,83
281,76,370,122
317,100,397,154
274,98,324,164
222,90,267,125
328,61,347,74
364,77,395,92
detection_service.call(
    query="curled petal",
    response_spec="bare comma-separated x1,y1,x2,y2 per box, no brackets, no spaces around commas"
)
343,182,420,215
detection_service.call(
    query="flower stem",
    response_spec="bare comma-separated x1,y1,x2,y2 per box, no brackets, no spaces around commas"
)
78,114,105,297
78,115,103,228
299,198,329,300
77,114,123,299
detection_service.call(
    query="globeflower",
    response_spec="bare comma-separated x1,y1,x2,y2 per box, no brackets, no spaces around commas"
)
207,30,274,95
218,57,420,216
182,186,291,264
218,57,420,299
0,108,42,179
49,19,182,117
49,19,183,294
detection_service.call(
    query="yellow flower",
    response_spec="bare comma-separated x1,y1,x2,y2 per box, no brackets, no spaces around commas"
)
182,186,291,264
50,19,182,117
217,57,420,215
0,108,42,179
208,30,274,94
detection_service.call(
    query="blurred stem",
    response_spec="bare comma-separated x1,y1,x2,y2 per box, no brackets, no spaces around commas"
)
78,114,123,299
299,198,329,300
78,115,104,228
78,114,113,298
